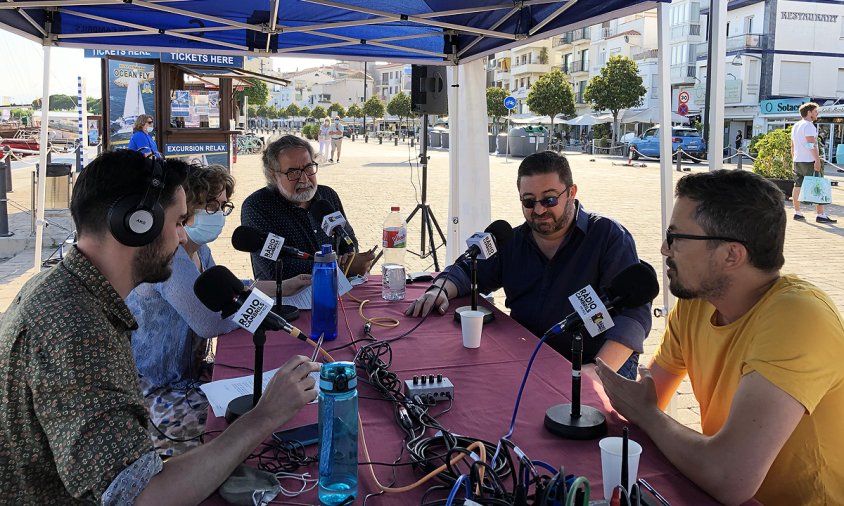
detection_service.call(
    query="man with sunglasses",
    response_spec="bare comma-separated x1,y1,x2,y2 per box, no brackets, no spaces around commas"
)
596,170,844,504
406,151,652,379
242,135,375,279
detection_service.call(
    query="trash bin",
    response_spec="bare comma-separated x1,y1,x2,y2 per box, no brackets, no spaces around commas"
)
496,133,510,155
440,131,449,149
508,126,548,157
35,163,72,210
836,143,844,165
428,129,442,148
488,133,496,153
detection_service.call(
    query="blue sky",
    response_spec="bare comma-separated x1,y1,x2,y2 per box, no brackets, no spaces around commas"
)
0,30,330,105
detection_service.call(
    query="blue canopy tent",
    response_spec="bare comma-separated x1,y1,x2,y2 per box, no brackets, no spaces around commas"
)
1,0,735,316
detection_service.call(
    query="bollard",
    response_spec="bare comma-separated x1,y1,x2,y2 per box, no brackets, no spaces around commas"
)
365,135,369,143
411,136,415,148
394,136,398,146
4,151,12,192
379,135,383,145
75,143,83,173
0,159,13,237
675,150,682,172
737,151,743,171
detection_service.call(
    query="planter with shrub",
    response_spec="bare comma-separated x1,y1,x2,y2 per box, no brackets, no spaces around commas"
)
752,127,794,200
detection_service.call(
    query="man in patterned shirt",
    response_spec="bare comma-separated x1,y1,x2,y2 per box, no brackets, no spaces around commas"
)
0,150,319,504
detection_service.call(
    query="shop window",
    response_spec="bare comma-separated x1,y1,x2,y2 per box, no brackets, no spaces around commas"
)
170,89,220,129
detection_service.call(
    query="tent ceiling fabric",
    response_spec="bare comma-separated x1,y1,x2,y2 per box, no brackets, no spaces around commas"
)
0,0,664,64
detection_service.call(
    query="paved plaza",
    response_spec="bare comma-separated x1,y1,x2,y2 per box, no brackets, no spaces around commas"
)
1,137,843,430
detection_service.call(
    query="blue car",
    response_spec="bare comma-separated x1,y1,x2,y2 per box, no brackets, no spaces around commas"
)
630,126,707,161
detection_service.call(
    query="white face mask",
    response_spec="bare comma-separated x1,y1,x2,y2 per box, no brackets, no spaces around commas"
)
146,126,154,133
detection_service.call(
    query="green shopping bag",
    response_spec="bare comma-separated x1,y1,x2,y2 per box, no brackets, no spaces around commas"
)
799,174,832,205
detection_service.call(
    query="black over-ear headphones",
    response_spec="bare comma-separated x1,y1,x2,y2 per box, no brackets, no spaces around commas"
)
108,156,167,247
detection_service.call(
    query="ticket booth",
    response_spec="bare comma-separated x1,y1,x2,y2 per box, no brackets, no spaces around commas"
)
97,50,286,169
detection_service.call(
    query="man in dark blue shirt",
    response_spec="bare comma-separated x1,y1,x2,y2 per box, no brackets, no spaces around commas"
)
406,151,651,378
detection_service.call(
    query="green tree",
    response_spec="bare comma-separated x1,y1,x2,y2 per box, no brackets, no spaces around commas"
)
300,106,311,118
363,96,385,119
248,105,258,117
311,106,327,119
285,103,300,117
387,92,412,135
346,104,362,120
32,94,77,111
583,55,646,146
486,87,509,134
328,103,346,118
86,97,102,115
752,127,794,179
526,69,575,135
234,78,269,107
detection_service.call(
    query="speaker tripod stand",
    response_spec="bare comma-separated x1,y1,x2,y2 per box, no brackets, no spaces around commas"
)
373,113,446,271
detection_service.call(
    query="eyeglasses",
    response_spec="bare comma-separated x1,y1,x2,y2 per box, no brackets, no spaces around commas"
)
278,162,318,181
205,200,235,216
521,188,569,209
665,229,745,249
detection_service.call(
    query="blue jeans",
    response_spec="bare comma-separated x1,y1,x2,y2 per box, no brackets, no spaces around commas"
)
615,352,640,380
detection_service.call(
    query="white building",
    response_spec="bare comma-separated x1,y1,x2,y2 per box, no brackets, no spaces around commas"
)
552,27,592,115
376,63,411,104
509,40,556,114
309,73,369,111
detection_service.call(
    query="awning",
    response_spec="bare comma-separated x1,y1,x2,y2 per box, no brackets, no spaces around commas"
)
173,65,290,87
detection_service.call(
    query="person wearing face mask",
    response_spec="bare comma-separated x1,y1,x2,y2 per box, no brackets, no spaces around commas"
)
127,114,163,159
318,117,331,161
126,164,311,455
328,116,344,162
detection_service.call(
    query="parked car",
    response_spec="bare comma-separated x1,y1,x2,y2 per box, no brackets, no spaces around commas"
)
630,126,706,161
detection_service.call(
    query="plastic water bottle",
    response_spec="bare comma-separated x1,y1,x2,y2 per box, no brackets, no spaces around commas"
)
318,361,358,505
311,244,338,342
382,206,407,301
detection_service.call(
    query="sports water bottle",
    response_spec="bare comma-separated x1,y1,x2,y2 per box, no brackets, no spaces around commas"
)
318,361,358,505
312,244,338,342
381,206,407,300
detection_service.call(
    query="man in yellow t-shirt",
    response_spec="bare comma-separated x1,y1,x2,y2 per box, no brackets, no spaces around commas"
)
596,169,844,505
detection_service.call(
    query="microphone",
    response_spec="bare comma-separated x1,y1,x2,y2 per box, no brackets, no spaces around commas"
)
231,226,311,261
310,199,354,249
194,265,304,339
548,261,659,336
456,220,514,262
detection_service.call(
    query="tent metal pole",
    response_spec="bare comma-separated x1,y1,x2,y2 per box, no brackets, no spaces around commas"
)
528,0,578,36
707,0,728,171
656,2,675,316
34,43,52,270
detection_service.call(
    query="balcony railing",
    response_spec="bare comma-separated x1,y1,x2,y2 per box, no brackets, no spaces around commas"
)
561,60,588,74
601,26,618,39
554,33,574,46
670,64,698,82
574,27,591,41
632,49,659,61
696,33,765,59
670,23,702,40
575,92,585,104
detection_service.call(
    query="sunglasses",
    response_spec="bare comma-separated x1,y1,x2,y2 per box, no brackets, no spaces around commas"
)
279,162,318,181
665,229,746,249
521,188,569,209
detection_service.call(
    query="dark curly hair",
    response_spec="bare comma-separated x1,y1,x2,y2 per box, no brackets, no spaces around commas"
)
184,164,235,211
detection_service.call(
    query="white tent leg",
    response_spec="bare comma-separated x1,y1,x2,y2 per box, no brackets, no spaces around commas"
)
446,60,492,264
33,44,52,270
708,0,728,171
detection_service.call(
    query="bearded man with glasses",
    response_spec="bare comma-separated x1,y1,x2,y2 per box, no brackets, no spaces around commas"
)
596,170,844,504
406,150,651,379
242,135,375,279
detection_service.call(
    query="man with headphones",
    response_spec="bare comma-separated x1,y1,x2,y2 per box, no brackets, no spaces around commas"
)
0,150,320,504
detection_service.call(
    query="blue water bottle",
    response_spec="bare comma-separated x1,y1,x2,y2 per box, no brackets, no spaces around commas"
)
311,244,338,342
318,361,358,505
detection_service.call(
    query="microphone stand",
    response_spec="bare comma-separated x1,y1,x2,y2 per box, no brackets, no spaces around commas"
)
225,327,266,423
544,327,607,439
454,255,494,324
274,256,300,322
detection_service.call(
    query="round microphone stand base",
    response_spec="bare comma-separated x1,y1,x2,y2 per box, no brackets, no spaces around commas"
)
274,304,300,322
544,403,607,440
454,305,495,324
225,394,256,424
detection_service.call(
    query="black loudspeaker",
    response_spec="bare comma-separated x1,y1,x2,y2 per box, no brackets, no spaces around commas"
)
108,157,167,247
411,65,448,115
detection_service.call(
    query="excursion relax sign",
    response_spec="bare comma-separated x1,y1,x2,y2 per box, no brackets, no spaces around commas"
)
85,49,243,68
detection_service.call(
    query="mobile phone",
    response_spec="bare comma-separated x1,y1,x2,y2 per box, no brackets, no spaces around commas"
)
272,422,319,447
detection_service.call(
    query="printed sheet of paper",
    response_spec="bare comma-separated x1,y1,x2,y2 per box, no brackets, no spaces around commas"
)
201,368,321,418
284,267,353,310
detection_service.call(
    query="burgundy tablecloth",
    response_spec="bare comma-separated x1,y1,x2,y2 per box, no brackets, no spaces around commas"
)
202,278,718,505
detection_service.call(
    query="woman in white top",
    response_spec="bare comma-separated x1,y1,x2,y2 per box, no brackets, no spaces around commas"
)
318,118,331,161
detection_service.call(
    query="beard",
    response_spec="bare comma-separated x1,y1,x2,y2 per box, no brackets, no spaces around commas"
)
527,199,573,235
279,181,318,203
132,234,176,284
667,257,730,299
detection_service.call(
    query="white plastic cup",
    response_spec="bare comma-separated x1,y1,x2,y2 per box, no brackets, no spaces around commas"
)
599,436,643,499
460,310,484,348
